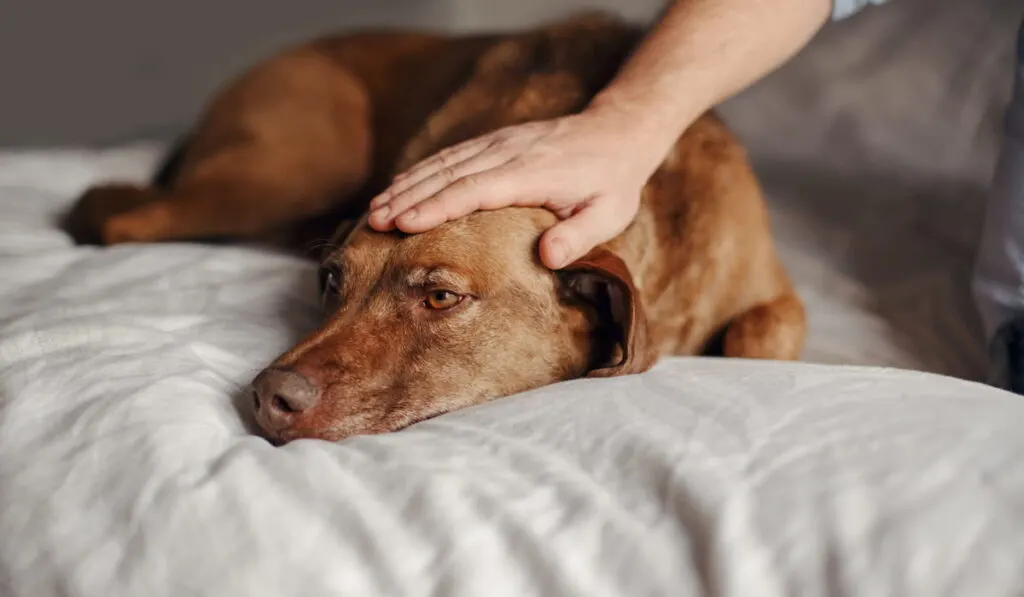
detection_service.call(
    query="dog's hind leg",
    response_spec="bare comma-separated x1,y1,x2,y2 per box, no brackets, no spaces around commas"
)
721,291,807,361
68,142,369,247
64,48,373,248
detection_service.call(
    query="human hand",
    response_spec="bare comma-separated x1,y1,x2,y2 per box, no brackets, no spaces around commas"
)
367,110,662,269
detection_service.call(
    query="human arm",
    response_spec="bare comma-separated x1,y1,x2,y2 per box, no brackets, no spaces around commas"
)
368,0,836,269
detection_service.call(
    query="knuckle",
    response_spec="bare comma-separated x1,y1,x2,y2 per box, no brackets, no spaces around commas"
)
505,156,528,170
453,175,480,191
440,166,458,182
437,150,458,167
492,129,519,147
488,136,509,152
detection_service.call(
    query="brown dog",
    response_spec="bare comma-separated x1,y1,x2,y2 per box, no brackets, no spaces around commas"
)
65,12,806,443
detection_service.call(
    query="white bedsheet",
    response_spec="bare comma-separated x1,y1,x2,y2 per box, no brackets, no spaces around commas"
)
2,187,1024,595
1,139,1023,597
4,0,1024,595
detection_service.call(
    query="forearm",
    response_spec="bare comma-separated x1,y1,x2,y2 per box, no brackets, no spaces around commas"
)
586,0,832,167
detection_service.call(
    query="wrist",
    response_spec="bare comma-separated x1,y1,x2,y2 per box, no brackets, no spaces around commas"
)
582,88,701,173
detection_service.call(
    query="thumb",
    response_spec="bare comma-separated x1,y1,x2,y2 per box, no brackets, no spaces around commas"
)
539,199,627,269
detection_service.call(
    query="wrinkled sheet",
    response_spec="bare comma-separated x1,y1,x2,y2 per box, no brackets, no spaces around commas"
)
4,0,1024,595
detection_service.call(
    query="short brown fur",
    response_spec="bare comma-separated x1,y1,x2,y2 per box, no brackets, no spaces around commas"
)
66,12,806,443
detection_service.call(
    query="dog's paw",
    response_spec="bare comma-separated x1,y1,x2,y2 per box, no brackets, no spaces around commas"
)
61,183,161,245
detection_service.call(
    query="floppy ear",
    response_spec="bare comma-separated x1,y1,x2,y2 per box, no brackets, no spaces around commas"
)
559,248,658,377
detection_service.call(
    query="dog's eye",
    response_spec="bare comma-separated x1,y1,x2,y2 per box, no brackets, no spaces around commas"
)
424,290,463,310
318,266,341,296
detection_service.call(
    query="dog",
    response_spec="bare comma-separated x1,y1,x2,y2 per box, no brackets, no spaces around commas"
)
64,12,806,443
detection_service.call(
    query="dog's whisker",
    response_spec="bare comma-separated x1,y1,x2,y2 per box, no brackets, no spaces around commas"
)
302,238,338,256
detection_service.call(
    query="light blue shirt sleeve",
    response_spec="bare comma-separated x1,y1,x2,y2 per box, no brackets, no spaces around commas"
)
831,0,889,20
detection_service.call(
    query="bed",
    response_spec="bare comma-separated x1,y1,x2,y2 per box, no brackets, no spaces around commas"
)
2,1,1024,595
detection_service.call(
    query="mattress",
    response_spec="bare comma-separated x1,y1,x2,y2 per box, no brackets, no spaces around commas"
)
3,0,1024,595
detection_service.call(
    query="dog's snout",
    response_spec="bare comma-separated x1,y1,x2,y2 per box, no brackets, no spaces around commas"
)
252,367,320,429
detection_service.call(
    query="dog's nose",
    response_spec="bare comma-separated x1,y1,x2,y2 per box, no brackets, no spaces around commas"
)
252,367,320,429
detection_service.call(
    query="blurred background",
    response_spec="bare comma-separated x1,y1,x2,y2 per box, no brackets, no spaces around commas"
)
0,0,668,147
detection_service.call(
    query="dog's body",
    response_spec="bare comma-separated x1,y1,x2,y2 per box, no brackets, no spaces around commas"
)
66,13,806,442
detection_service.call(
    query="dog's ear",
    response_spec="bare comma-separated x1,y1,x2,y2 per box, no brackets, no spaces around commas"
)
559,248,658,377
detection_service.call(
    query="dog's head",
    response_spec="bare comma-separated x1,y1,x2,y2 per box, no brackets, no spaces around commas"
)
251,207,657,443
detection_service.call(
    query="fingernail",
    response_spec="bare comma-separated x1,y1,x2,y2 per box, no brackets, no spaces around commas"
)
403,209,418,221
372,205,390,219
548,238,568,268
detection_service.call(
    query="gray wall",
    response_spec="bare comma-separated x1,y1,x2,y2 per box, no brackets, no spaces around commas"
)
0,0,664,148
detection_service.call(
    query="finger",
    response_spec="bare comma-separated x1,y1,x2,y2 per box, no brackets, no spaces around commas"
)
539,199,631,269
368,155,494,231
369,136,496,209
371,151,517,230
383,142,488,201
392,161,543,233
394,135,494,185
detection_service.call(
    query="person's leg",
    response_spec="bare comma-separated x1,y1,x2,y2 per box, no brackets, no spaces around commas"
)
972,19,1024,392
